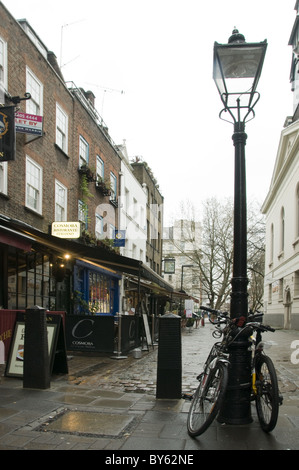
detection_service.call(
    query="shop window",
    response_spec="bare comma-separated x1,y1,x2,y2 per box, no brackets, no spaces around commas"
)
7,248,56,310
74,262,119,315
89,271,111,314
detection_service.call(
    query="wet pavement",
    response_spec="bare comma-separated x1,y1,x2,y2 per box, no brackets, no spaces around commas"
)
0,321,299,453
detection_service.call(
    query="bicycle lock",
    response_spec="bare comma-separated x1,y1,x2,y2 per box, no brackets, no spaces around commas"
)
213,29,267,424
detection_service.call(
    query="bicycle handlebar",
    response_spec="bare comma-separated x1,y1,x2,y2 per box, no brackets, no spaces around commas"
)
200,306,275,333
200,305,229,324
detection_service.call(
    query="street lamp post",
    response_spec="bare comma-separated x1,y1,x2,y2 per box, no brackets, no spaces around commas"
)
213,29,267,424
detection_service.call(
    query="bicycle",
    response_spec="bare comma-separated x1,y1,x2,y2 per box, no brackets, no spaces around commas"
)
186,305,282,437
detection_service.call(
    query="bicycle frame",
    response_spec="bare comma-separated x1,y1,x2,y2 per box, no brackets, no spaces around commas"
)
187,305,281,436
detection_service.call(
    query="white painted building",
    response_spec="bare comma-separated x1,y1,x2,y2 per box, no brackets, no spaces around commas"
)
162,219,201,306
262,120,299,329
261,2,299,329
117,142,147,262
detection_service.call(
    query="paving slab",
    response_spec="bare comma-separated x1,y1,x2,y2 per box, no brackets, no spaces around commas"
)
44,409,136,437
0,324,298,451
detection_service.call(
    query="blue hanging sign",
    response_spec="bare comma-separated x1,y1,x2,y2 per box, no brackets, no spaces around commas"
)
114,230,126,247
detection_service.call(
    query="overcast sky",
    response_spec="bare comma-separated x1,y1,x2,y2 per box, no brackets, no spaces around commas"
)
3,0,296,224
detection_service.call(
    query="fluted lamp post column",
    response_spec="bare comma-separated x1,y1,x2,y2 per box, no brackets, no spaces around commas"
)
213,28,267,424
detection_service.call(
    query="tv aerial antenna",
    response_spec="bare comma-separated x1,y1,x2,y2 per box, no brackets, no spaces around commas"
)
60,19,85,68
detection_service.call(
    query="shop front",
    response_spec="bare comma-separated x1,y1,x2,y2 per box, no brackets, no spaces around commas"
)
0,215,183,358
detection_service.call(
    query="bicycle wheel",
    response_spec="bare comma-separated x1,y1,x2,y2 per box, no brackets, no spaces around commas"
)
187,362,228,437
255,355,279,432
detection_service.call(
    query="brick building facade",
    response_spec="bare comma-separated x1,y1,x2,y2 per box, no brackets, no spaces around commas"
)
0,1,174,348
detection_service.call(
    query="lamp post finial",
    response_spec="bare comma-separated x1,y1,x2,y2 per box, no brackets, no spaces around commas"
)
228,28,245,44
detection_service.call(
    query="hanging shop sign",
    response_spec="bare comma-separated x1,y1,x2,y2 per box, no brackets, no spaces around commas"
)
0,106,16,162
15,112,43,136
51,221,81,239
164,258,175,274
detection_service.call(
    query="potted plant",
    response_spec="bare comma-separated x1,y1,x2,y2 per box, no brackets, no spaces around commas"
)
96,177,111,196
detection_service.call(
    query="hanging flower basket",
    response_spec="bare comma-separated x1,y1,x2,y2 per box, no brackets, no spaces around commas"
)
78,164,95,182
96,178,111,196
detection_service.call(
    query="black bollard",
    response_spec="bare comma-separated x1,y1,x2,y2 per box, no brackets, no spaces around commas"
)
156,313,181,399
23,305,50,389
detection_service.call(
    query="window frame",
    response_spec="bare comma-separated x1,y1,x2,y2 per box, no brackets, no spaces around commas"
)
26,67,43,116
110,171,117,201
0,161,8,195
96,155,104,181
0,36,8,93
25,156,43,214
78,199,88,228
56,103,68,154
95,214,104,239
55,179,68,221
280,206,285,254
79,135,89,168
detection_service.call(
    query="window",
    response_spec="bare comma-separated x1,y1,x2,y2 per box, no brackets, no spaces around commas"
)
294,270,299,297
79,136,89,167
26,67,43,115
296,184,299,238
55,180,67,221
278,278,283,301
7,249,55,310
96,156,104,181
56,104,68,153
280,207,285,253
270,223,274,264
88,271,111,314
268,284,272,303
110,224,115,238
26,157,42,213
78,200,87,228
0,36,7,93
110,172,117,201
0,162,7,195
95,214,103,239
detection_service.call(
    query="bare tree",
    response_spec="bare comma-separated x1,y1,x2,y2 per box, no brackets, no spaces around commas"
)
247,200,265,311
170,197,265,311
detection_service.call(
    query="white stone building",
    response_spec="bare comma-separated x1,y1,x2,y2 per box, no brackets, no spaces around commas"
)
261,2,299,329
162,219,202,307
117,142,147,262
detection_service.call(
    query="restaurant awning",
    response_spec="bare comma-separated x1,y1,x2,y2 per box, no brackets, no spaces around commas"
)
0,224,35,251
0,215,175,294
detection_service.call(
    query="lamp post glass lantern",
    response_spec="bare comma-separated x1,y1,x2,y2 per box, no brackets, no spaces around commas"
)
213,28,267,118
212,29,267,425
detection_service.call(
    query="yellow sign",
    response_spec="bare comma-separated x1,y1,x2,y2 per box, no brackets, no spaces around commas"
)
52,222,81,239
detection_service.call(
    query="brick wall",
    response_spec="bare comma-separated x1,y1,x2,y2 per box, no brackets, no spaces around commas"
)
0,2,120,237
